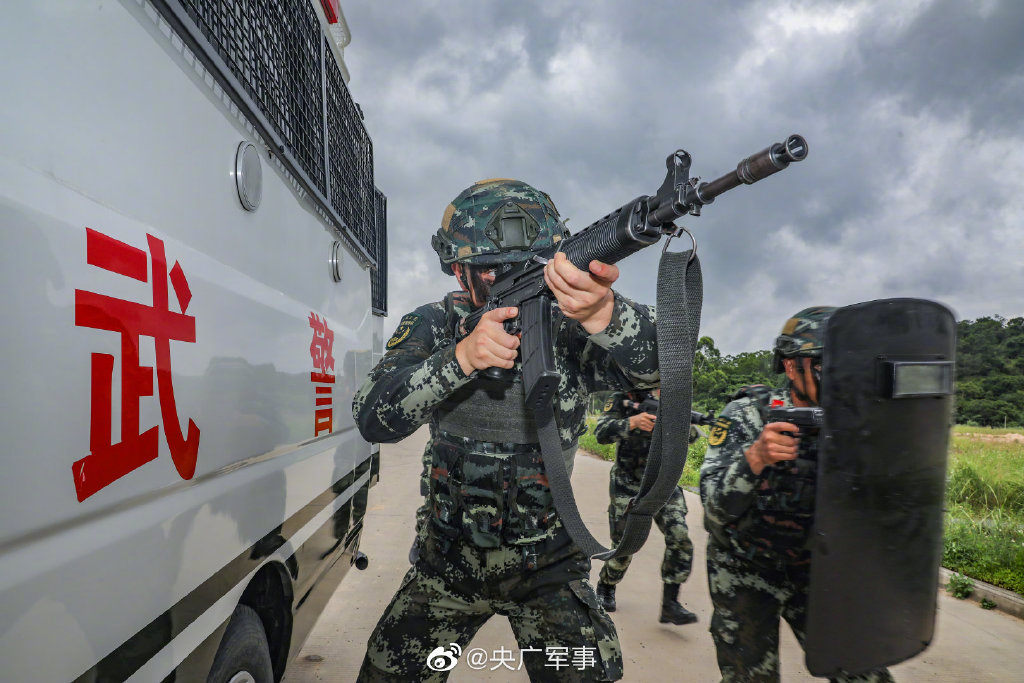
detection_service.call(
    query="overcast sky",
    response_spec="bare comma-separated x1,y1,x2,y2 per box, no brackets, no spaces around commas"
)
341,0,1023,356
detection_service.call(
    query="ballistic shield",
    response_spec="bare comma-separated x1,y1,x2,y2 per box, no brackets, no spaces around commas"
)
804,298,956,676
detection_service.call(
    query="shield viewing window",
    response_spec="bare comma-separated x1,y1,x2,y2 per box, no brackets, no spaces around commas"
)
881,360,954,398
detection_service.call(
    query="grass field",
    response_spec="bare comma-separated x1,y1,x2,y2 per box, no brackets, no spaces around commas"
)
943,428,1024,595
581,418,1024,596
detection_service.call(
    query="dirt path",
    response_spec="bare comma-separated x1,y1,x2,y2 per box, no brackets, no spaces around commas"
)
958,431,1024,443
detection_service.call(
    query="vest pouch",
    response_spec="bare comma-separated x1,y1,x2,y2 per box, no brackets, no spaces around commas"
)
458,467,505,549
726,459,818,567
763,459,817,513
430,432,564,548
429,434,506,548
505,449,559,545
428,440,465,542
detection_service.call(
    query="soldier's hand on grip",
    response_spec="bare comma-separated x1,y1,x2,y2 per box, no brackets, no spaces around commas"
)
629,413,656,433
544,252,619,334
746,421,799,475
455,306,521,375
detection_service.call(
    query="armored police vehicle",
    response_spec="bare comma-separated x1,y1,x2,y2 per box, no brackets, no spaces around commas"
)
0,1,386,681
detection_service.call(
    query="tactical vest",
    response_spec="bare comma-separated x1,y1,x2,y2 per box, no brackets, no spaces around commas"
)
721,385,818,569
426,294,576,549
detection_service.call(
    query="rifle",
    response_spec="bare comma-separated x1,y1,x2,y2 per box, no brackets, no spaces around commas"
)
463,135,808,411
622,396,660,416
622,396,715,428
690,408,715,427
463,136,808,560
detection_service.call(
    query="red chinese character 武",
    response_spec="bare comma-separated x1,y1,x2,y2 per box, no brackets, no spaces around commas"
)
309,313,335,436
72,228,200,502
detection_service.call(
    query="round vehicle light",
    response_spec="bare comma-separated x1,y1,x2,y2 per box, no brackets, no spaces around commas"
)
235,141,262,211
329,240,344,282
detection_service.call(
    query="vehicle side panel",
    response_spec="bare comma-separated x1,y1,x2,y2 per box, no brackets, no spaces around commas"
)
0,2,380,681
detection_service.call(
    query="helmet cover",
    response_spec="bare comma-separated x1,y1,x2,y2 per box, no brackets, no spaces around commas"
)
772,306,837,373
430,178,569,275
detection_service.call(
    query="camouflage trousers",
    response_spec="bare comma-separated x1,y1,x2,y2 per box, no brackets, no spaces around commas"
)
359,528,623,682
706,539,894,683
598,465,693,586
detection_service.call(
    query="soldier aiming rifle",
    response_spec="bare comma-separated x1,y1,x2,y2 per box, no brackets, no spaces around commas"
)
354,136,810,681
592,388,702,625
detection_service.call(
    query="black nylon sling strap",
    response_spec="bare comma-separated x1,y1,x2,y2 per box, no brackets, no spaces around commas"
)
535,249,702,560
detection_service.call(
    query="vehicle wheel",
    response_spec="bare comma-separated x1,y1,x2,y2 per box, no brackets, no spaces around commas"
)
207,604,274,683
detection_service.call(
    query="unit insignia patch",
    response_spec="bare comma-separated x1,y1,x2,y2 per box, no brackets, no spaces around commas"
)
708,417,734,446
386,314,420,349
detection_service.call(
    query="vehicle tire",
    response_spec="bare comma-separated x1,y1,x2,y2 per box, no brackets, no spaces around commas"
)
207,604,274,683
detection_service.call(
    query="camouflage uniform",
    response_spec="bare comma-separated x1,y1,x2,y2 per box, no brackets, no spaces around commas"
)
354,280,659,681
700,386,894,682
594,391,693,587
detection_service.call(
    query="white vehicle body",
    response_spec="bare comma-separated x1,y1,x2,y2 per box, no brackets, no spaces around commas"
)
0,1,386,681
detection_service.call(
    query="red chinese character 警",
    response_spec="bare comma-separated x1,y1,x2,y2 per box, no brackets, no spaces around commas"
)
72,228,200,502
308,312,335,374
309,313,335,436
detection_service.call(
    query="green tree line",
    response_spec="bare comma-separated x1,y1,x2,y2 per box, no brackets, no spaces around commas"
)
692,337,778,417
955,316,1024,427
689,315,1024,427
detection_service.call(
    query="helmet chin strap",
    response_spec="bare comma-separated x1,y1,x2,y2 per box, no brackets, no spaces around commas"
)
457,263,492,309
789,358,820,405
791,378,812,404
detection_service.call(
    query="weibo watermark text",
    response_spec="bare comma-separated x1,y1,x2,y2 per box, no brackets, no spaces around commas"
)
425,643,597,672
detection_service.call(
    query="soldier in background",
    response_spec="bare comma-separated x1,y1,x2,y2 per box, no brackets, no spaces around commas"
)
699,307,895,682
593,389,698,625
353,178,660,682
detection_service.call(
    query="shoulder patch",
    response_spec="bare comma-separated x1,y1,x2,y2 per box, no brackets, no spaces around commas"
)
603,396,616,412
386,314,421,349
708,417,734,446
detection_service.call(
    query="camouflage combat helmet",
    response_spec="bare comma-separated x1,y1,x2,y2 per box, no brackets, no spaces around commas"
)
431,178,570,275
772,306,837,373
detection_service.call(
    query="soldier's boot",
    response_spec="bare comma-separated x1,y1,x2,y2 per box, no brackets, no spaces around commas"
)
596,582,617,613
659,583,697,625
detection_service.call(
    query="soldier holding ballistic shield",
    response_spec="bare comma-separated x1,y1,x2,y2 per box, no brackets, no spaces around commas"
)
700,307,896,683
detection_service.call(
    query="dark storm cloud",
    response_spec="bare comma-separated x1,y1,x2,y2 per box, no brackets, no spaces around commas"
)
857,0,1024,134
341,0,1023,355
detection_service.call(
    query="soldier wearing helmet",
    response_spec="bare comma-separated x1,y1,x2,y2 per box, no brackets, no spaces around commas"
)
353,178,659,681
407,179,574,548
698,306,894,682
592,386,699,627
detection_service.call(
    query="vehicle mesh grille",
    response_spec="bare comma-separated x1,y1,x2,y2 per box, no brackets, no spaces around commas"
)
325,51,373,253
159,0,387,314
183,0,327,194
372,189,388,315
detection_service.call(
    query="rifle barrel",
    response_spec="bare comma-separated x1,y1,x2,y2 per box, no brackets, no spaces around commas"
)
698,134,808,202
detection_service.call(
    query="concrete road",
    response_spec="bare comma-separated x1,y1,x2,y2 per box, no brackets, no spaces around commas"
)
284,427,1024,682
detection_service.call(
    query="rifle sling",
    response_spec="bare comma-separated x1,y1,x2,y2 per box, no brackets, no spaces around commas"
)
536,249,702,560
